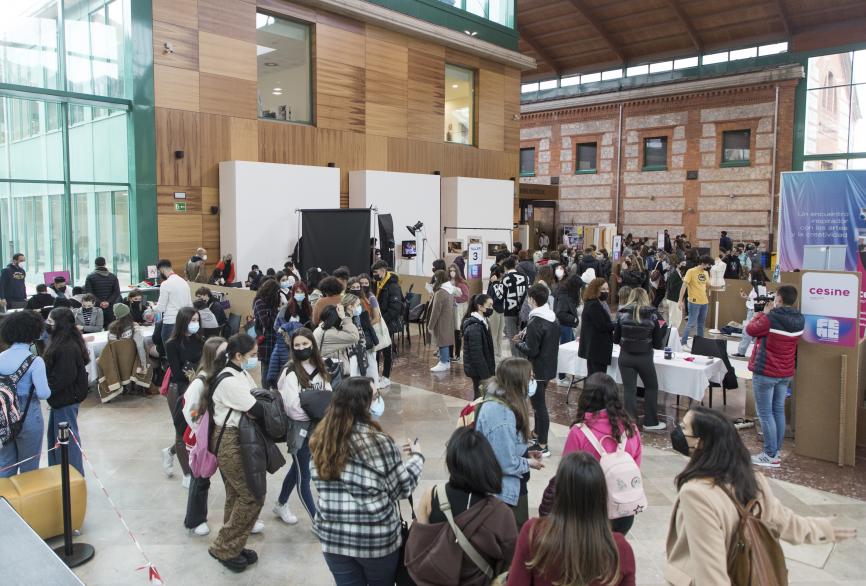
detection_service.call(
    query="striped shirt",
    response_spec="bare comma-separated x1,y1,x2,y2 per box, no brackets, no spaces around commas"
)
312,422,424,558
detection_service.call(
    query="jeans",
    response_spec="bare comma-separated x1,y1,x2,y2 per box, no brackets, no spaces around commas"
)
438,346,450,364
0,399,43,477
737,309,754,355
619,350,660,427
323,550,400,586
166,382,191,477
277,439,316,520
530,380,549,445
681,302,708,345
753,374,790,458
185,475,210,528
503,315,520,357
46,403,84,477
488,310,504,362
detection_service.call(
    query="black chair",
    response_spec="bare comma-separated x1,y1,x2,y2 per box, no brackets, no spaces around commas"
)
406,301,429,346
690,336,738,408
402,290,422,348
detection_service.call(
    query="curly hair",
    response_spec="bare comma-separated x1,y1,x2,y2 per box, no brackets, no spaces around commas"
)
573,373,635,443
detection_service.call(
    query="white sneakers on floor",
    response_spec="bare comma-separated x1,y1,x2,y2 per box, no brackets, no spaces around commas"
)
643,422,667,433
193,522,210,536
161,447,174,478
377,377,391,389
430,362,450,373
251,519,265,534
273,502,299,525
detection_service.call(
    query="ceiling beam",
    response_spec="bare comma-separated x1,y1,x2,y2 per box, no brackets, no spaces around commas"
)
773,0,793,36
520,28,562,76
664,0,702,52
564,0,625,63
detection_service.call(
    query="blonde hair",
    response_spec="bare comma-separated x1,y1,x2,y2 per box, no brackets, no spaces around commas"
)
626,287,651,322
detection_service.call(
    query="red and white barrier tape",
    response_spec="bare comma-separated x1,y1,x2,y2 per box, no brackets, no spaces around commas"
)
0,442,59,474
68,429,164,585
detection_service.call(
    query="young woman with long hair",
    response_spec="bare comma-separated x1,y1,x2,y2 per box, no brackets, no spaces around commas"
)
540,373,642,535
273,327,331,525
666,407,856,584
461,294,496,399
253,278,281,376
427,269,455,373
310,376,424,585
201,333,267,572
578,278,614,377
614,288,665,432
265,281,312,388
44,307,90,477
475,357,543,529
180,336,227,536
163,306,204,483
554,273,583,386
314,303,360,377
449,263,470,360
347,279,379,383
507,452,636,586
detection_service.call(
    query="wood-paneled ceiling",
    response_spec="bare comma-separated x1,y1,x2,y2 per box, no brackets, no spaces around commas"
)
518,0,866,80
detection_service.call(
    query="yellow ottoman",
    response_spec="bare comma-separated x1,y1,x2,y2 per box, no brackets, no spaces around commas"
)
0,465,87,539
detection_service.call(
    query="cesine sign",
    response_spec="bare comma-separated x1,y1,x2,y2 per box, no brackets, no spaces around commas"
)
801,272,860,347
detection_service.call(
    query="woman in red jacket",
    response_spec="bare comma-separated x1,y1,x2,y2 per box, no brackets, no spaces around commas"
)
506,452,635,586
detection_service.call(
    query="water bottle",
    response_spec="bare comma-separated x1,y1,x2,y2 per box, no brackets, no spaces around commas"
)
664,346,672,360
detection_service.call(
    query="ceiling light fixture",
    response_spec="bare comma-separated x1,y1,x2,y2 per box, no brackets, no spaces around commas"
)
272,91,282,95
452,84,459,89
463,30,477,37
273,87,282,91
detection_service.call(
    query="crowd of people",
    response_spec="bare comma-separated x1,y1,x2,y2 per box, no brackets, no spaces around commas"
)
0,231,854,585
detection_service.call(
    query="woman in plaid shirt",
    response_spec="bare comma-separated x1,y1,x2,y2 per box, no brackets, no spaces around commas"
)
310,376,424,584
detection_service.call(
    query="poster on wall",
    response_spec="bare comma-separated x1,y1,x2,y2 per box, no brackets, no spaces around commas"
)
800,272,860,347
613,235,622,261
562,226,584,249
778,170,866,336
657,229,666,252
468,241,483,280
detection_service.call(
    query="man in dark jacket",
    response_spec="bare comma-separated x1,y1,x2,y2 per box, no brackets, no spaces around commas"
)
722,250,742,280
719,230,733,253
576,248,600,279
501,256,528,357
515,250,536,284
26,284,56,318
372,260,403,388
516,284,559,458
746,285,804,468
0,252,27,309
84,256,121,326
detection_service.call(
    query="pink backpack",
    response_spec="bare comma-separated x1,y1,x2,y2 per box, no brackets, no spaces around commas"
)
188,411,218,478
577,424,647,519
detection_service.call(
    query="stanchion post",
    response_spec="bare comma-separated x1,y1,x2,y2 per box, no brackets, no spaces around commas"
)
53,421,95,568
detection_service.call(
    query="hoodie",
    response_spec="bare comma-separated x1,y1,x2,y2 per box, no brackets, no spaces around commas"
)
516,304,559,380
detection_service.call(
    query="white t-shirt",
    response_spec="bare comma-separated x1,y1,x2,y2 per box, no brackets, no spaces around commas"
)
746,284,768,311
155,273,193,325
277,363,331,422
212,366,256,428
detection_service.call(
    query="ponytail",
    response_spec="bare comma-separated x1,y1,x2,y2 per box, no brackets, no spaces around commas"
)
198,333,256,417
461,293,491,330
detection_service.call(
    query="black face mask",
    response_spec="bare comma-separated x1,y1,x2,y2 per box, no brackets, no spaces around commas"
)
483,308,494,318
599,292,609,301
670,425,692,457
294,347,313,361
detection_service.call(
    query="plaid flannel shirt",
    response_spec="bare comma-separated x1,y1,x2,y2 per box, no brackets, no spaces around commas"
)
312,422,424,558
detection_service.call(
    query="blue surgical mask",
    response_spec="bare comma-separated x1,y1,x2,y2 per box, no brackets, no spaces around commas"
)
243,356,258,371
294,293,305,303
528,378,537,398
370,394,385,419
280,281,291,289
188,322,200,335
353,305,363,317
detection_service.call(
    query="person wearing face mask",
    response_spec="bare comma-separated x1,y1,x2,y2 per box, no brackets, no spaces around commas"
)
666,407,856,585
47,276,79,308
201,333,268,572
186,247,209,283
163,307,204,485
84,256,121,326
107,302,149,377
252,279,281,377
266,282,313,388
124,289,148,324
461,294,496,399
678,255,713,348
274,328,332,525
486,265,506,363
347,278,381,384
212,253,235,287
340,293,371,377
74,294,105,333
578,278,614,377
660,259,685,331
0,253,27,310
427,270,455,373
448,263,470,361
554,274,583,386
277,272,296,307
194,286,227,335
314,304,360,378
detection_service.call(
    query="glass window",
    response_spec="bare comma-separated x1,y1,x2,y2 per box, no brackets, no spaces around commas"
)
560,76,580,87
649,61,673,73
539,79,557,90
702,52,728,65
674,56,699,69
519,147,535,176
68,104,128,183
643,137,668,170
602,69,622,81
449,0,514,28
626,64,648,77
581,72,600,83
722,129,750,165
729,47,757,61
805,87,849,156
0,182,66,279
759,42,788,56
256,12,312,124
64,0,126,97
521,82,539,93
576,142,597,172
0,96,64,181
69,185,127,281
0,0,61,90
445,64,475,145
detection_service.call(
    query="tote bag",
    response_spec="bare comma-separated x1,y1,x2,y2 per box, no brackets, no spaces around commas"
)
373,318,391,351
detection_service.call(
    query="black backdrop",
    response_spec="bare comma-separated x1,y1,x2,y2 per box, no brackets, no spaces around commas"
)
300,209,371,275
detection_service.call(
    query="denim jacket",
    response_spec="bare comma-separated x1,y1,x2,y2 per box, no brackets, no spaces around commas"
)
475,383,528,506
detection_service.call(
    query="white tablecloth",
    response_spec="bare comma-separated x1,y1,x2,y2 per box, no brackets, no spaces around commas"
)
84,326,155,383
557,340,727,401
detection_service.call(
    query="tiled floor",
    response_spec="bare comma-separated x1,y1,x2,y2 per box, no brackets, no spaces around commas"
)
44,347,866,585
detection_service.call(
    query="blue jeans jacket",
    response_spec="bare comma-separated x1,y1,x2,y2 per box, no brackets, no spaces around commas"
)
475,393,528,506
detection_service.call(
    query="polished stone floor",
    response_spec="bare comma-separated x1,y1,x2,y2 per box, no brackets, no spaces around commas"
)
37,360,866,585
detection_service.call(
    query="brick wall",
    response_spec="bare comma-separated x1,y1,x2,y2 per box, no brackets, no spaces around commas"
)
520,78,798,248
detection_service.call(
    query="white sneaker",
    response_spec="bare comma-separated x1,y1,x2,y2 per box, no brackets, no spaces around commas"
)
556,377,571,387
161,447,174,478
643,422,667,432
430,362,450,373
273,502,299,525
751,452,781,468
251,519,265,534
182,474,191,489
192,522,210,536
377,377,391,389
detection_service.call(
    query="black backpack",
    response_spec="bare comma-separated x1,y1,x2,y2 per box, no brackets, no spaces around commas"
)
0,355,37,446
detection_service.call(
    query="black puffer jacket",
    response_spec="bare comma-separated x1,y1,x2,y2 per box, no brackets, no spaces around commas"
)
576,254,599,278
614,304,663,354
620,268,647,290
239,390,287,503
84,267,121,310
376,272,404,335
516,306,560,381
462,315,495,379
553,289,579,328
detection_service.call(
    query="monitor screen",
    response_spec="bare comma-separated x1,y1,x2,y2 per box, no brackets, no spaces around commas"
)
401,240,417,258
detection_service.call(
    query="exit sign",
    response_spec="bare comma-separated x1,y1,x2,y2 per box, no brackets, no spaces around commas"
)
175,202,187,212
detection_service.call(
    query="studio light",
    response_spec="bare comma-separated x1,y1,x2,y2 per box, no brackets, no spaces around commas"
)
406,221,424,236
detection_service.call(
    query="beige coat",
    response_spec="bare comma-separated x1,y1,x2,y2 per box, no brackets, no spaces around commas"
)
426,288,455,348
313,316,359,375
664,473,836,586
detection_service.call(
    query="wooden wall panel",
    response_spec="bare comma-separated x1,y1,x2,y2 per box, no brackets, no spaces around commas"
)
503,74,520,153
153,21,199,70
157,186,202,214
387,138,444,175
202,215,220,257
316,23,365,68
198,0,256,43
408,40,445,143
198,113,230,187
317,61,366,132
157,214,204,267
365,135,389,170
154,65,199,112
201,187,219,212
229,117,259,161
316,129,365,194
198,31,257,81
153,0,198,29
156,108,201,186
258,121,318,165
478,70,505,152
199,74,257,118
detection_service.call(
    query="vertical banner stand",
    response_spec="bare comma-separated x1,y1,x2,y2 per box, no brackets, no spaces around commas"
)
53,422,95,568
838,354,847,467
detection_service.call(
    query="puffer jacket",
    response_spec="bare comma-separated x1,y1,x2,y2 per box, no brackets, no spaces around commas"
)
576,254,599,278
553,288,579,328
620,268,648,290
239,389,287,502
614,304,662,354
746,306,804,378
462,315,495,380
516,304,560,381
84,267,121,306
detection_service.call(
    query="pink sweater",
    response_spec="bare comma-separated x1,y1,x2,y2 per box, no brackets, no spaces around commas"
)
563,411,642,466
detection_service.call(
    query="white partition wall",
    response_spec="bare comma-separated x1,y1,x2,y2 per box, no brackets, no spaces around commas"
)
349,170,440,276
220,161,340,273
441,177,514,267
